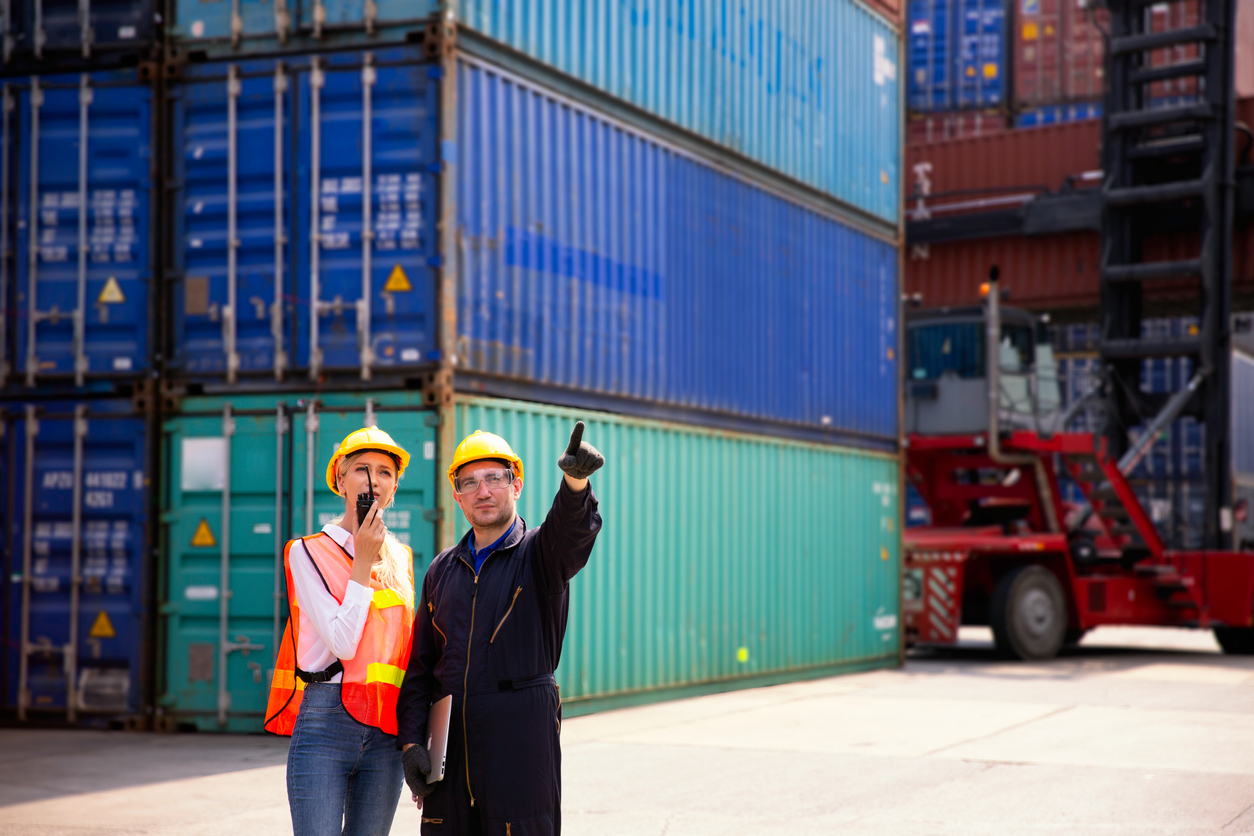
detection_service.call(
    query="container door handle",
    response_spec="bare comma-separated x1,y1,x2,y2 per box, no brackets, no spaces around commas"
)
308,60,324,381
25,78,41,386
74,75,91,386
77,0,91,57
272,65,288,380
65,406,86,721
17,405,39,719
357,55,375,382
273,403,288,661
225,66,241,383
33,0,43,58
217,404,236,725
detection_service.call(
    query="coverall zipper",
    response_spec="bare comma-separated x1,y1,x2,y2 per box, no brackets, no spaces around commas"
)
491,587,523,643
459,560,478,808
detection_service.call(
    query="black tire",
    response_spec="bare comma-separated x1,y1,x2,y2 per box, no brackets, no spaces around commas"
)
990,565,1068,660
1214,627,1254,655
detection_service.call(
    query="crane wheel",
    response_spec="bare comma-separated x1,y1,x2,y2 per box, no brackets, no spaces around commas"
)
990,565,1068,661
1214,627,1254,655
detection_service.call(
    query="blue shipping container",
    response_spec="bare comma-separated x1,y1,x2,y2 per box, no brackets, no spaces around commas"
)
7,67,153,388
1014,101,1102,128
908,0,1006,112
10,0,158,57
456,58,899,446
2,399,149,720
168,50,439,381
169,1,902,227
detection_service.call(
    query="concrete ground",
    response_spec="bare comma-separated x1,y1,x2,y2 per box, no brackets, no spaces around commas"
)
0,625,1251,835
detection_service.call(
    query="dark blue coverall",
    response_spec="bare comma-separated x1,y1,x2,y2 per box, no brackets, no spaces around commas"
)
396,480,602,836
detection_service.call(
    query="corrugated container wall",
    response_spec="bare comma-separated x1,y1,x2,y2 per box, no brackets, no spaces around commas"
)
5,0,158,66
456,59,900,448
5,67,154,390
157,391,437,732
166,49,439,383
453,396,902,711
455,0,903,225
2,399,151,721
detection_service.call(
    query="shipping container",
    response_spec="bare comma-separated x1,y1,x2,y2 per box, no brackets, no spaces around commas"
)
4,0,158,64
454,395,902,712
4,66,154,390
1013,100,1100,128
167,49,901,450
908,0,1005,112
1013,0,1106,108
2,398,151,723
157,390,437,732
455,58,899,449
168,1,903,225
907,109,1008,144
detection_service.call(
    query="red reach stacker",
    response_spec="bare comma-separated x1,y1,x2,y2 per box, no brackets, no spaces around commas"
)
902,279,1254,659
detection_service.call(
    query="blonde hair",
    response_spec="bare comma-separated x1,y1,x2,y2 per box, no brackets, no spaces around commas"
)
335,450,415,608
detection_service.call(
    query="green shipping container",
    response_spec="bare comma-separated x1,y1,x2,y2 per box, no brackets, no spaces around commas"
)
158,392,437,732
454,396,902,714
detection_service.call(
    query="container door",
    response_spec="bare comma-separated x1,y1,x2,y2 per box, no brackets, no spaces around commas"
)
14,69,151,386
290,398,437,574
5,401,148,721
172,60,293,382
27,0,156,54
161,403,288,731
295,49,438,381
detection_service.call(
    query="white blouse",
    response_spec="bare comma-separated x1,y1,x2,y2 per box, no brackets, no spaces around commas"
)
288,523,373,683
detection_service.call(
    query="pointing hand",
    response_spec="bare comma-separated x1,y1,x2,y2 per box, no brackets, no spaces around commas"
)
557,421,604,481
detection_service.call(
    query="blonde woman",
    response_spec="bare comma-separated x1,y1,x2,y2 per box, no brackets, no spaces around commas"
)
265,427,416,836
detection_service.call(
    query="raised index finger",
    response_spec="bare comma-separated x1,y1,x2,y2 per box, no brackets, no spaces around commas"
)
565,421,585,456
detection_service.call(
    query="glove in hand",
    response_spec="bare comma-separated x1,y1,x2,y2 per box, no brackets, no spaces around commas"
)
403,744,435,798
558,421,604,480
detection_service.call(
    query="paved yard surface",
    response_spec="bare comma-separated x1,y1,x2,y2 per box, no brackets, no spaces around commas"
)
0,626,1251,835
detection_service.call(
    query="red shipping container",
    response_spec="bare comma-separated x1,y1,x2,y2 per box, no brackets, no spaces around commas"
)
1014,0,1108,108
907,110,1010,145
866,0,904,27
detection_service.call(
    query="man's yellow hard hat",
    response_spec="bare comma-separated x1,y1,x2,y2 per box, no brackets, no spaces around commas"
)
447,430,524,486
325,426,411,495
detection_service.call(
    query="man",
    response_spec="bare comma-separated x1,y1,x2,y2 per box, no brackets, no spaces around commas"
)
396,421,604,835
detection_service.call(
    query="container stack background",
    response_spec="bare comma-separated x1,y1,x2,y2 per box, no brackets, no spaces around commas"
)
902,0,1254,548
2,1,906,732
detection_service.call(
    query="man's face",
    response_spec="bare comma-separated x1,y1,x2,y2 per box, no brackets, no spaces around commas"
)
452,460,522,529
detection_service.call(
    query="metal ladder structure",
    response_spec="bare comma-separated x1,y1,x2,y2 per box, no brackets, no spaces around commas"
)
1100,0,1237,550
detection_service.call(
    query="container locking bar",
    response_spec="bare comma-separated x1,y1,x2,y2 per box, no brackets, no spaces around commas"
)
66,406,86,721
305,400,319,534
273,403,288,661
225,66,241,383
272,65,288,380
74,75,91,386
230,0,242,47
17,405,38,720
358,55,375,382
77,0,91,57
308,60,324,381
25,78,42,386
0,84,11,384
33,0,43,57
273,0,289,42
2,0,12,61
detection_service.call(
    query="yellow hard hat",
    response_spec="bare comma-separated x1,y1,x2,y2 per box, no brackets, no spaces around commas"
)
325,426,411,496
448,430,524,486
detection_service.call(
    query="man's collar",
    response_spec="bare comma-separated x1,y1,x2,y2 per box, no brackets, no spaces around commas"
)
459,515,526,556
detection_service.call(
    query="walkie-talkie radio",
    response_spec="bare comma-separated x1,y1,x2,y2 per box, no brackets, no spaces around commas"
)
356,480,376,527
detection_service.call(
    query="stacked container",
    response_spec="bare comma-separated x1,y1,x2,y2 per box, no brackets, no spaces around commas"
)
148,2,906,732
0,1,161,728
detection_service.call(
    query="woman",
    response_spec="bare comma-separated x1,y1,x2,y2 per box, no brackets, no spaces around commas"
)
265,426,416,836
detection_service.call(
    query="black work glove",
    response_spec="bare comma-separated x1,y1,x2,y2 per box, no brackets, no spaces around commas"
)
558,421,604,480
403,744,435,798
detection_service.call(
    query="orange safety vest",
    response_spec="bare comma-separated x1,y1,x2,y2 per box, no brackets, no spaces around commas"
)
264,533,415,736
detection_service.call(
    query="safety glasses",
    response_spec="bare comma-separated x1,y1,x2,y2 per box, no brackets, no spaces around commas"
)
453,468,517,495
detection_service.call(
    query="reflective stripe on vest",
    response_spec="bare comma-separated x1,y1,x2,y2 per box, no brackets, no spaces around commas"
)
264,534,414,736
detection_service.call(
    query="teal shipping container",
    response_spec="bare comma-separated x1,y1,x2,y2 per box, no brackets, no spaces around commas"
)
166,0,902,227
157,391,437,732
454,396,903,713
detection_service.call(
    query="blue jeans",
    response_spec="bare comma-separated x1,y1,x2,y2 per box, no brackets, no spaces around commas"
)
287,682,405,836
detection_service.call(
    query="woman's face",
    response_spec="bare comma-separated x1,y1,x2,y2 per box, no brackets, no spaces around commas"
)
338,451,399,514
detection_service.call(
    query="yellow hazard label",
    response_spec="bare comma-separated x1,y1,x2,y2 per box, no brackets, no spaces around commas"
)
191,518,217,548
983,63,998,79
97,276,125,304
89,610,116,639
1022,21,1038,40
383,264,412,293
